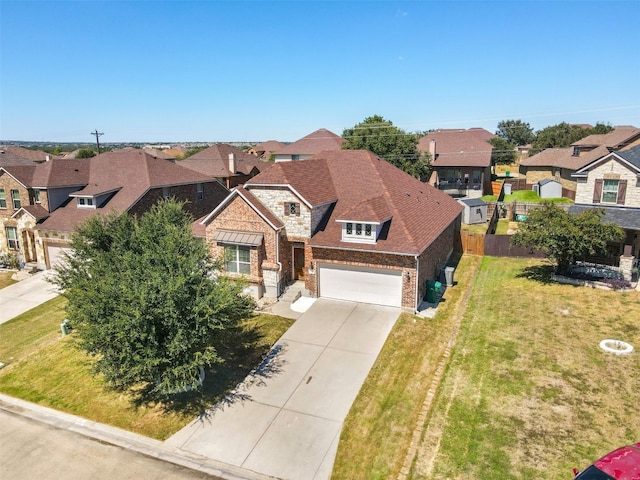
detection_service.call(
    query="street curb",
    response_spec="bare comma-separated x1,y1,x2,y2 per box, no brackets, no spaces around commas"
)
0,393,275,480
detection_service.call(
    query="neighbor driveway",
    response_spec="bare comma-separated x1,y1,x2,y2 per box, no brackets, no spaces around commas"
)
166,299,400,480
0,272,60,324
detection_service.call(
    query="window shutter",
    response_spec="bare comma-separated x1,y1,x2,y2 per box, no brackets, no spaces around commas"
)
593,179,603,203
295,203,300,216
617,180,627,205
284,202,289,216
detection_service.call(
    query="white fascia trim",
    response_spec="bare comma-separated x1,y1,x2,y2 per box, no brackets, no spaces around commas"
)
574,152,636,175
200,189,282,231
0,168,28,188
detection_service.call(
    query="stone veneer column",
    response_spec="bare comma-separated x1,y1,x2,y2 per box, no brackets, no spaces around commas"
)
619,254,633,281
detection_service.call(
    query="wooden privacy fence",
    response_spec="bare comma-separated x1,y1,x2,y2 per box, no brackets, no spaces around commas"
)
460,231,485,255
484,234,546,258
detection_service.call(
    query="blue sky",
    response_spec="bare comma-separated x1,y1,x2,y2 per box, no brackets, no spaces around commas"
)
1,1,639,142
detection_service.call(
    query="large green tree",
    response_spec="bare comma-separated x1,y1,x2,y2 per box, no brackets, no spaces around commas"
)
512,204,624,273
488,137,517,166
495,119,535,146
342,115,431,180
532,122,613,151
52,199,255,398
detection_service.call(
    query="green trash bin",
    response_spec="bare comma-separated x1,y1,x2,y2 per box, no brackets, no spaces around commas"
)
424,280,442,303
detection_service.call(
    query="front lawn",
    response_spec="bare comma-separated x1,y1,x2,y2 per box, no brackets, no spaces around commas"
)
0,271,17,289
333,256,640,479
0,300,295,440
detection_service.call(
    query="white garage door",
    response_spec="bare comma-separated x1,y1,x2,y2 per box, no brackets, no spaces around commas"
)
47,245,72,269
318,263,403,307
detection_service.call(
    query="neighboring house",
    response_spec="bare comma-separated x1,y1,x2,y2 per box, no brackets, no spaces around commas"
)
273,128,344,162
569,144,640,273
248,140,285,161
0,146,59,164
199,149,463,311
519,126,640,200
1,149,47,167
178,143,267,188
0,149,229,269
418,128,494,198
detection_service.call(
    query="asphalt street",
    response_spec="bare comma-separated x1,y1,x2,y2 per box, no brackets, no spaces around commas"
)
0,408,221,480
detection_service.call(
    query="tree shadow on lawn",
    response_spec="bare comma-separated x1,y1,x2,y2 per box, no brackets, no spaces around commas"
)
516,263,556,284
131,315,286,417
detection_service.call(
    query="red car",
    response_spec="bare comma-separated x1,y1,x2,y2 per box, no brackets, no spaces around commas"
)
574,443,640,480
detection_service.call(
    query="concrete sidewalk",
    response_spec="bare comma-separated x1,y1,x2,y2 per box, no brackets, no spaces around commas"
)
0,271,61,324
167,299,400,480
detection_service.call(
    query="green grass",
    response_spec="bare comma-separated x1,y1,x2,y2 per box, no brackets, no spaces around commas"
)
495,218,510,234
0,300,295,440
409,257,640,479
0,296,67,366
333,256,640,479
482,189,574,204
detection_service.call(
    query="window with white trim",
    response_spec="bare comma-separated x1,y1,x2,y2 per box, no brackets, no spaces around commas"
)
11,190,20,209
224,245,250,274
77,197,95,208
0,189,6,209
6,227,19,250
197,183,204,201
343,222,376,243
602,180,619,203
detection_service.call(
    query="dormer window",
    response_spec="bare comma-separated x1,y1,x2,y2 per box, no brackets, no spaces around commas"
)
77,197,95,208
284,202,300,216
343,222,376,243
34,189,41,203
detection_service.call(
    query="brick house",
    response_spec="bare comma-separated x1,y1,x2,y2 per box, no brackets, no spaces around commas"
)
177,144,267,188
273,128,344,162
418,128,494,198
0,149,229,269
519,126,640,200
199,150,463,311
569,144,640,276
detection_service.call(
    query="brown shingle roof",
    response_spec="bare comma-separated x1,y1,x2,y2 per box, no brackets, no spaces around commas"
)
253,140,285,155
520,145,610,170
275,129,344,155
2,159,90,188
17,204,50,221
250,150,462,255
0,149,42,167
178,144,265,177
247,155,337,206
37,149,218,232
418,129,494,167
571,126,640,149
1,146,59,162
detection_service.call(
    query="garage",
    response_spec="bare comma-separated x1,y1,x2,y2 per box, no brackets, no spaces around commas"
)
47,244,72,269
318,263,403,307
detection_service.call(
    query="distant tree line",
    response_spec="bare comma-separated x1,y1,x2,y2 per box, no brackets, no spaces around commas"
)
490,119,613,165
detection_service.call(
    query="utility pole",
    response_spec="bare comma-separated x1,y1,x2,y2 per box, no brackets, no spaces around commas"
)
90,129,103,154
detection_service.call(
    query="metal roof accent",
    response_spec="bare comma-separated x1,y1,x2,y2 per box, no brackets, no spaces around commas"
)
212,229,264,246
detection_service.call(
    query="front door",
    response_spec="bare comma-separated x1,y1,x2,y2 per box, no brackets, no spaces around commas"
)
293,247,305,280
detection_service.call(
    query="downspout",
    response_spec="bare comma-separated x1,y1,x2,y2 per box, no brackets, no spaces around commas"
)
275,227,283,296
414,254,420,313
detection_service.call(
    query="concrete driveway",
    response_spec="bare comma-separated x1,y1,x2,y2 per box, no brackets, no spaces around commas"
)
0,271,60,324
166,299,400,480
